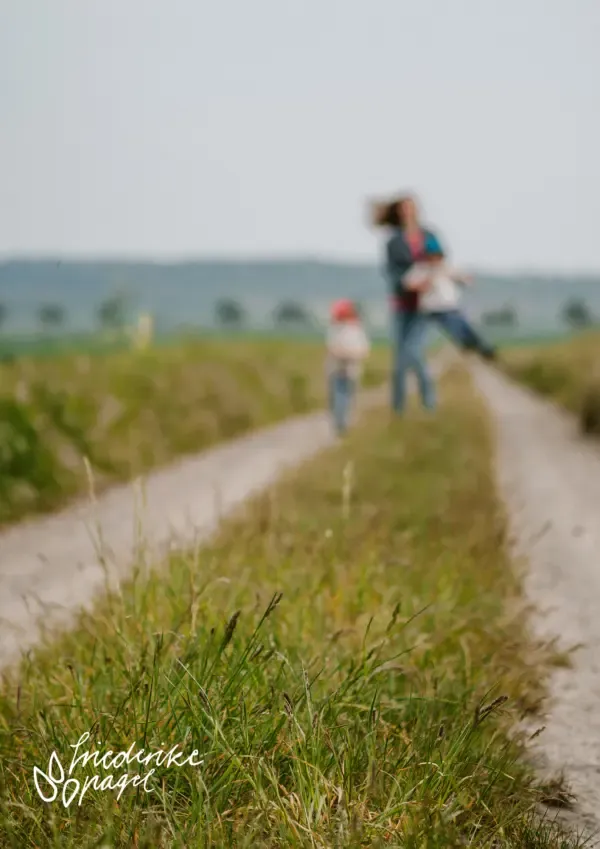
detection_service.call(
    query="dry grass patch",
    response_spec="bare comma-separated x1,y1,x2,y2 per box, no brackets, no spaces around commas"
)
501,331,600,435
0,337,388,525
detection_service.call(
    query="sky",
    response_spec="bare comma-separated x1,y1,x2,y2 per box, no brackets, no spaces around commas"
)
1,0,599,272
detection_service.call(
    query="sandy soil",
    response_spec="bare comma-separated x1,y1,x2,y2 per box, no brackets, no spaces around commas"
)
472,362,600,844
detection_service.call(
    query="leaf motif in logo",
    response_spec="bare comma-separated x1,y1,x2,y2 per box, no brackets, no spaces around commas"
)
62,777,82,808
33,751,65,802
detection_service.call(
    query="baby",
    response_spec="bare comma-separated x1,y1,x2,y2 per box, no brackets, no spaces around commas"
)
326,299,371,435
405,236,496,359
404,236,464,312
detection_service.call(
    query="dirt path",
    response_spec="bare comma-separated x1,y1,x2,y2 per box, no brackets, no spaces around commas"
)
471,362,600,842
0,387,392,672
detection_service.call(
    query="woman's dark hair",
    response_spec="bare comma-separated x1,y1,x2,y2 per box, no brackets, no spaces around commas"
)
371,195,416,228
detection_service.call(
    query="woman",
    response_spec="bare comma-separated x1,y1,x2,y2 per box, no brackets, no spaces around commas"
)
372,194,437,412
372,193,496,413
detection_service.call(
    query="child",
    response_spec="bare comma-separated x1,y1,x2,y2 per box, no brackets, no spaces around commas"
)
405,235,496,360
326,299,370,435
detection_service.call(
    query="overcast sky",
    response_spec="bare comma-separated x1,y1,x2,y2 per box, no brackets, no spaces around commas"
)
1,0,599,271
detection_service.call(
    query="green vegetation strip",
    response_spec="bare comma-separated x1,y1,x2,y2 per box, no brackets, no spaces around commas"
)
501,330,600,435
0,367,577,847
0,338,388,526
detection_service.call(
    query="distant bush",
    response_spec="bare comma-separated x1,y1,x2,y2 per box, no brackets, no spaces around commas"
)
561,297,594,329
38,303,66,330
215,299,246,328
482,305,518,327
97,295,127,330
272,301,313,328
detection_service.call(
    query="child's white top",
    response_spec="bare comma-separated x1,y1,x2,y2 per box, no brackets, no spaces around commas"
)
326,321,370,378
405,262,461,312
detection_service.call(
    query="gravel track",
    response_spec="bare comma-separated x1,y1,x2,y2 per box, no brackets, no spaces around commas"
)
472,362,600,843
0,390,390,672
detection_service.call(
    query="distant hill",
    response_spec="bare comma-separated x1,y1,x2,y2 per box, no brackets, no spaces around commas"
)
1,258,600,335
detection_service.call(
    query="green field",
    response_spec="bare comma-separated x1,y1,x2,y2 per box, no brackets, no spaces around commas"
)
0,337,390,526
0,366,579,847
0,328,394,363
0,322,578,364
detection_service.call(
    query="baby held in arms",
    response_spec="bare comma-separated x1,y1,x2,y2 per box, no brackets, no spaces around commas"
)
404,236,465,312
405,235,497,360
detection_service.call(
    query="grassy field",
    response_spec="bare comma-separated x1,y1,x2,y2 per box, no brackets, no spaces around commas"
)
0,329,394,361
0,337,388,526
0,366,578,847
501,330,600,435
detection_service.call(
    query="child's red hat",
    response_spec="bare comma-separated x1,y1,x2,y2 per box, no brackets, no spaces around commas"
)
330,299,358,321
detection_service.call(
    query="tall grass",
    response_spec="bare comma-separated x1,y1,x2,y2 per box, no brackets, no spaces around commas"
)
0,367,579,847
501,330,600,435
0,337,388,526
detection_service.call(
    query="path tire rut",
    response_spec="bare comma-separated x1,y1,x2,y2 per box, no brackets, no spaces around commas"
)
472,361,600,843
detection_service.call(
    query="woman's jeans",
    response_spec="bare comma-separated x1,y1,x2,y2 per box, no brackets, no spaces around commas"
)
430,309,495,356
329,370,356,434
392,311,435,412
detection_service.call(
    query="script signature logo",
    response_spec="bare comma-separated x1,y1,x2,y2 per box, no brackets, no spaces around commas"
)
33,732,203,808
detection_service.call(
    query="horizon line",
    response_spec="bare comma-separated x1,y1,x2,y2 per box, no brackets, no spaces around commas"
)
1,251,600,279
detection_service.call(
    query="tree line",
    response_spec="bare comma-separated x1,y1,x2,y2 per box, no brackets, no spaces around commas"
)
0,295,129,333
0,295,596,334
216,297,597,331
